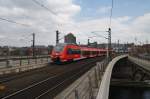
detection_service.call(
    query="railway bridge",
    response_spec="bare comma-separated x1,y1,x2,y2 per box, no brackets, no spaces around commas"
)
0,55,150,99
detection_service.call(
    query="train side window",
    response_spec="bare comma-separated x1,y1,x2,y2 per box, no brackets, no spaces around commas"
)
67,48,72,54
72,49,81,54
76,49,81,54
72,49,75,54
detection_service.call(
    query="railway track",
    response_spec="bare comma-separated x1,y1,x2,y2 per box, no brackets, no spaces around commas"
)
0,64,56,83
35,60,98,99
0,57,104,99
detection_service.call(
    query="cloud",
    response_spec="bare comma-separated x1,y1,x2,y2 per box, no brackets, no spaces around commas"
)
0,0,149,46
0,7,26,16
132,13,150,33
116,16,131,22
0,0,81,46
0,35,5,38
68,13,150,44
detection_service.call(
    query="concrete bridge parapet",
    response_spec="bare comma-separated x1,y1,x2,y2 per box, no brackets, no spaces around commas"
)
96,55,127,99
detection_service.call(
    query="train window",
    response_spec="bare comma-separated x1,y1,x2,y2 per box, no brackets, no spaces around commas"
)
67,48,72,54
67,48,81,54
81,51,89,56
75,49,81,54
54,44,65,52
72,49,80,54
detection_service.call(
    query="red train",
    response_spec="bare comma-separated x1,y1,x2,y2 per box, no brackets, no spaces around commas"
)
50,43,107,63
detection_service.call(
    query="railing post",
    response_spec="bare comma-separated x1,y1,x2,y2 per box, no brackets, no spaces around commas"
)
94,68,98,88
35,57,37,64
47,57,48,62
103,61,106,70
88,75,93,99
102,61,105,72
34,56,36,64
99,62,104,78
20,59,22,66
97,63,101,80
75,89,79,99
6,59,9,68
41,58,43,63
28,56,30,65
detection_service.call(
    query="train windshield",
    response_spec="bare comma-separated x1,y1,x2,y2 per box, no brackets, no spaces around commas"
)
54,43,65,52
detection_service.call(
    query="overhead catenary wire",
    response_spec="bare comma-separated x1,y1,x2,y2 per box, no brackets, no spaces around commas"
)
109,0,114,28
91,32,108,39
32,0,79,30
0,17,30,27
32,0,65,32
32,0,57,16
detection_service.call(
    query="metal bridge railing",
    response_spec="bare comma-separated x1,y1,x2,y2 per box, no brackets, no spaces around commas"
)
130,54,150,61
128,55,150,71
0,55,50,75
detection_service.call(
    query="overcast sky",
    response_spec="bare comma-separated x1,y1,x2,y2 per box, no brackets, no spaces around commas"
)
0,0,150,46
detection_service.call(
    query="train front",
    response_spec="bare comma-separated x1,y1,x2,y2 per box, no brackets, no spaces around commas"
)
50,43,66,63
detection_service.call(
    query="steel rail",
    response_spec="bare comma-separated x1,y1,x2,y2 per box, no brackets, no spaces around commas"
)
2,75,57,99
2,58,101,99
34,60,98,99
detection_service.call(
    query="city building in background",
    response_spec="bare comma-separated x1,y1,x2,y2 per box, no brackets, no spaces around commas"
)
64,33,76,44
0,45,53,56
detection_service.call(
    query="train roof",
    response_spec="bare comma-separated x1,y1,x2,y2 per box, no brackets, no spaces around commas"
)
56,43,108,51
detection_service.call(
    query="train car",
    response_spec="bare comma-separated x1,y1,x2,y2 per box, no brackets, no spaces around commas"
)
80,47,107,58
51,43,81,63
80,47,99,58
50,43,107,63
